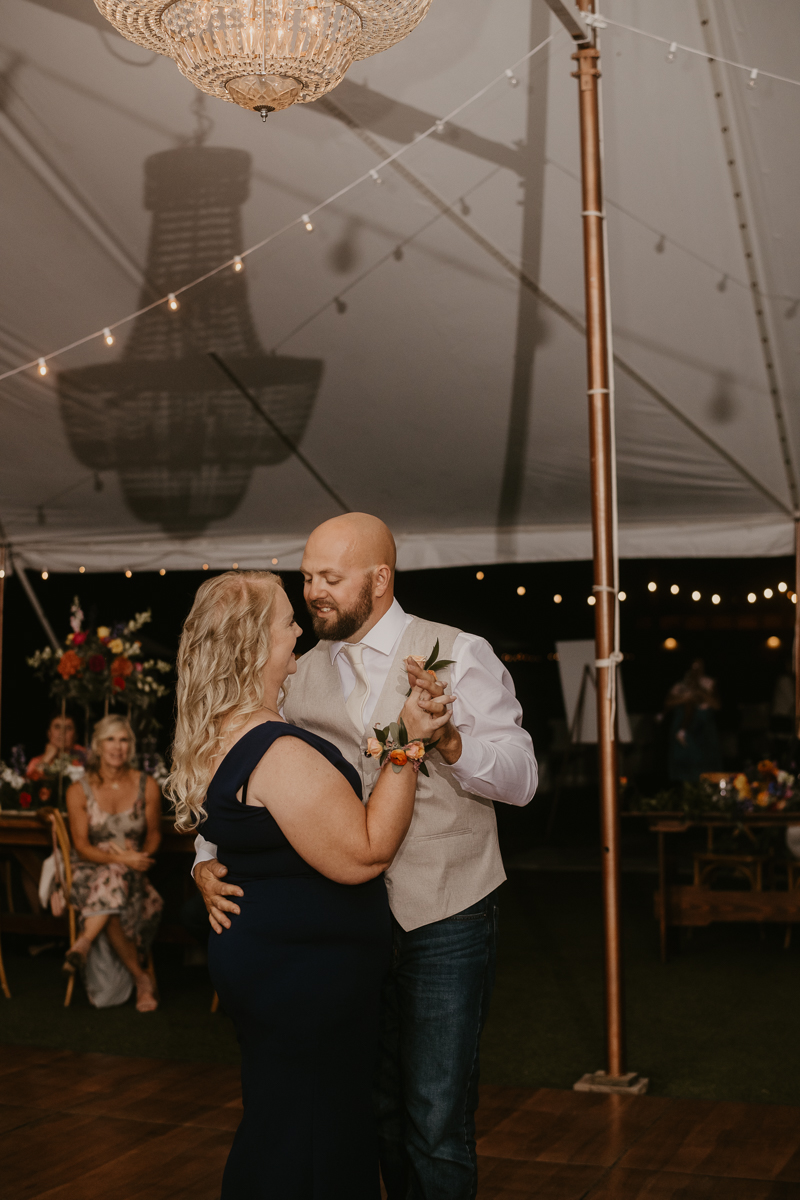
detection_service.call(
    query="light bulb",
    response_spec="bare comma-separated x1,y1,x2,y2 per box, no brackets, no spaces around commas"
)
168,293,180,311
369,170,382,185
233,256,244,272
764,588,773,599
103,327,115,346
159,568,166,576
476,571,484,580
232,562,239,570
41,570,49,580
692,591,701,601
553,594,562,604
670,584,679,595
434,120,446,135
779,582,788,593
302,215,314,232
37,357,48,376
0,570,4,579
588,596,596,606
767,636,781,649
517,586,526,596
272,558,279,565
747,592,757,603
749,69,758,88
125,569,132,578
505,69,518,87
663,638,678,650
203,563,209,571
79,566,85,574
712,594,721,605
647,581,657,592
666,41,677,62
618,591,626,601
793,594,798,605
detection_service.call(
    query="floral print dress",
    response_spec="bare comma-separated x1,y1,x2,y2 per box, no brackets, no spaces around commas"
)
70,772,163,953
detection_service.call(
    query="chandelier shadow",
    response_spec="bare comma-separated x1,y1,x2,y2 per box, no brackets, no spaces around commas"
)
94,0,432,116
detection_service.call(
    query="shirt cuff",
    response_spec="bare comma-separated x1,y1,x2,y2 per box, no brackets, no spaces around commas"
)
191,834,218,878
447,732,485,789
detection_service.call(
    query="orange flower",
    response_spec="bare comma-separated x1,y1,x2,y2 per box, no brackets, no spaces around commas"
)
57,650,82,679
110,655,134,677
366,738,383,758
758,760,778,777
389,749,408,766
756,789,771,808
405,741,425,761
733,773,751,800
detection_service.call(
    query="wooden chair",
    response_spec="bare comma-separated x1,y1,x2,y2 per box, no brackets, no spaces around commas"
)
43,809,79,1007
693,852,768,892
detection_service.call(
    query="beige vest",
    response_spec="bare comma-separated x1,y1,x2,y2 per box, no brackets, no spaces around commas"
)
283,615,506,931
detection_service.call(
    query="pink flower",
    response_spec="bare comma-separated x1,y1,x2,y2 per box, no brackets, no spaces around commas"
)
366,738,383,758
405,741,425,761
73,631,88,646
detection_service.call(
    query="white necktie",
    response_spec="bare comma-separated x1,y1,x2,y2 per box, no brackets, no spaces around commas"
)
343,643,371,734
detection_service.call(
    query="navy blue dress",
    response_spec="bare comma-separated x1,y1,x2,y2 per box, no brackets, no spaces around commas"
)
203,722,391,1199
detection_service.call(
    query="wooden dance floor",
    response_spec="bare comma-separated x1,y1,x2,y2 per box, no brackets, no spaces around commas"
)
2,1045,800,1198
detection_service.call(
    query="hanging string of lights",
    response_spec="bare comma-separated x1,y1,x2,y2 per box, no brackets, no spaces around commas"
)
587,12,800,89
0,32,558,386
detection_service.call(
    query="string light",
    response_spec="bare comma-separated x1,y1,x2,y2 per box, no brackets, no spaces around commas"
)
2,36,561,386
103,328,115,346
476,571,484,580
125,569,132,577
37,357,48,376
516,586,526,596
666,41,677,62
670,584,679,595
159,568,166,575
369,170,383,185
747,592,757,603
0,569,4,579
663,637,678,650
712,594,721,605
553,593,562,604
618,591,626,601
779,581,788,592
41,570,49,580
233,256,244,272
272,558,279,565
202,563,209,570
692,590,701,601
764,587,773,599
647,581,657,592
232,562,239,569
767,636,781,649
434,120,446,135
749,68,758,89
79,566,85,573
587,595,596,606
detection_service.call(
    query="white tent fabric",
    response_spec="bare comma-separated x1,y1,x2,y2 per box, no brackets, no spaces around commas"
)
1,0,798,572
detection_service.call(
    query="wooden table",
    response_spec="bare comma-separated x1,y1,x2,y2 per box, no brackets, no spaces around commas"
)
0,810,196,941
623,812,800,962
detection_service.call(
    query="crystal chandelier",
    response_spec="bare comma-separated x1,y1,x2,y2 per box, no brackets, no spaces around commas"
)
94,0,433,118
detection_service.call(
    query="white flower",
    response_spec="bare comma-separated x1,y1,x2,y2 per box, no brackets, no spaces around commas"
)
65,764,86,783
1,768,25,790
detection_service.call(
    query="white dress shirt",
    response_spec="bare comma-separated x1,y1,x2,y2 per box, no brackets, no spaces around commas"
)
193,599,537,870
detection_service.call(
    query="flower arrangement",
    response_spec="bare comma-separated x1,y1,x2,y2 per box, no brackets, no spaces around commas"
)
365,720,438,776
404,640,455,696
27,599,172,728
0,744,85,811
627,760,800,818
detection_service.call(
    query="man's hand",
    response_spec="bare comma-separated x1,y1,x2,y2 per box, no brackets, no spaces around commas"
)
405,658,463,765
195,859,244,934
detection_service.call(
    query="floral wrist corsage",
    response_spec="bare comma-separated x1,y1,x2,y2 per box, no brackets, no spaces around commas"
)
365,720,437,776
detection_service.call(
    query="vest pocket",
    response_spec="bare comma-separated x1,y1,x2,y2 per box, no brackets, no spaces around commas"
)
412,827,472,842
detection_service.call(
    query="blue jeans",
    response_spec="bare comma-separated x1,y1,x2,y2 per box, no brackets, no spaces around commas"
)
375,891,499,1200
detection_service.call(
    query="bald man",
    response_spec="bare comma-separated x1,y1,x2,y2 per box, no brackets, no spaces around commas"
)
194,514,537,1200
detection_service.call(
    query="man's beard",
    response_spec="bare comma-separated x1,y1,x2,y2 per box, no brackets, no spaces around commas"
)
309,575,375,641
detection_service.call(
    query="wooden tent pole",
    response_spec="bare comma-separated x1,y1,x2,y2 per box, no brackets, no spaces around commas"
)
0,544,5,759
573,3,624,1081
795,520,800,734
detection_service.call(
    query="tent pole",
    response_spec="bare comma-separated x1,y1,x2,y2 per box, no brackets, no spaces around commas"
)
571,2,633,1091
0,544,5,758
795,520,800,734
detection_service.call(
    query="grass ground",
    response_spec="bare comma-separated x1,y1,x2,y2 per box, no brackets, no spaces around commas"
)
2,871,799,1105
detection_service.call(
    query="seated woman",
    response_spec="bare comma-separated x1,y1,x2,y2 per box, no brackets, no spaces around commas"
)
26,712,86,781
64,715,163,1012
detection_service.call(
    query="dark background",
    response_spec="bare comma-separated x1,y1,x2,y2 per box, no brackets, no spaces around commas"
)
2,554,795,849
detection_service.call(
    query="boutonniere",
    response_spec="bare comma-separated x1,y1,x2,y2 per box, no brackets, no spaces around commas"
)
405,638,455,696
365,720,437,776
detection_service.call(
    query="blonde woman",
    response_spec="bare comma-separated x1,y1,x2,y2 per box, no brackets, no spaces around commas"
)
167,570,452,1200
65,716,163,1012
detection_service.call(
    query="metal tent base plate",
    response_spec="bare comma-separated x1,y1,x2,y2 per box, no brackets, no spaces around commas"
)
574,1071,649,1095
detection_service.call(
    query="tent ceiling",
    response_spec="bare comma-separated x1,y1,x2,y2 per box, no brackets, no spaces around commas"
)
1,0,798,571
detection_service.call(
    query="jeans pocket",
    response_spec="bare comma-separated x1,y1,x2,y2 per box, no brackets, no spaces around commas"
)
446,896,489,921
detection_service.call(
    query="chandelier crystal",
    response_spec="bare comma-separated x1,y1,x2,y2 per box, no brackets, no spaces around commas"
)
94,0,433,117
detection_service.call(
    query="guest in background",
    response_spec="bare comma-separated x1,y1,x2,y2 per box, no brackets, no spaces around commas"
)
26,712,86,781
64,716,163,1011
665,660,722,782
